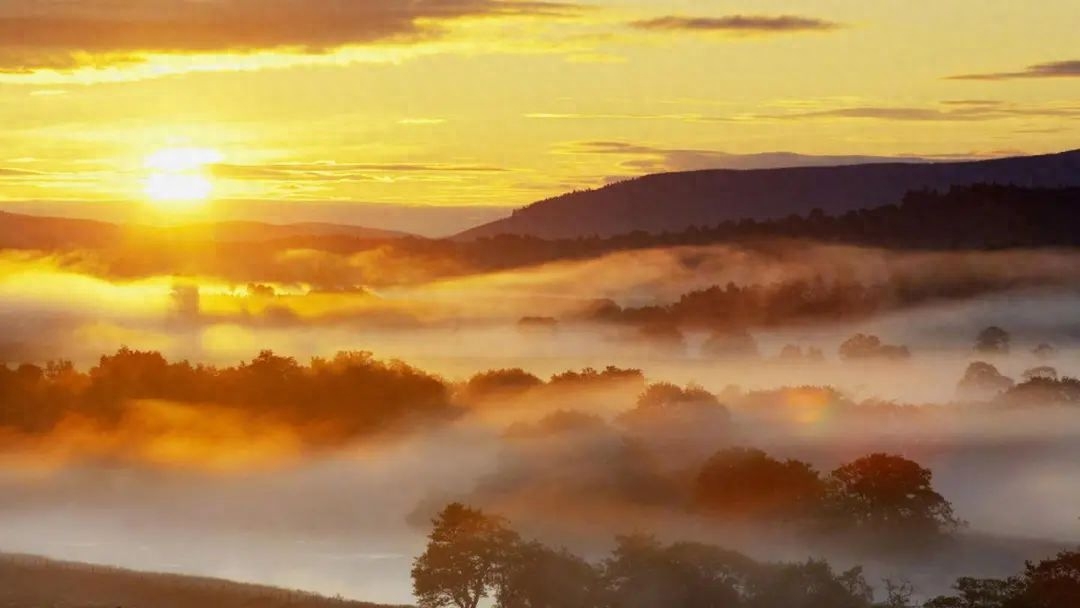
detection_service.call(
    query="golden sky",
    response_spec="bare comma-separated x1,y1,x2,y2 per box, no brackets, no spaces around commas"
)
0,0,1077,224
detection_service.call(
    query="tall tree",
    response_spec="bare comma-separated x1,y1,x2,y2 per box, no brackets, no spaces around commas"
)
412,503,519,608
825,454,961,540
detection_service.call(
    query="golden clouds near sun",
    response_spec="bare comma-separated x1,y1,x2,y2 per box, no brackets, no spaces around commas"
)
144,147,223,209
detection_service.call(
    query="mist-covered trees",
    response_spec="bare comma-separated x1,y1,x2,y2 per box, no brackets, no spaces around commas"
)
694,449,961,541
412,505,877,608
1001,376,1080,407
463,368,544,400
497,541,602,608
601,535,752,608
0,347,455,446
694,447,824,521
839,334,911,362
413,504,1074,608
618,383,730,431
924,551,1079,608
823,454,961,539
957,362,1015,399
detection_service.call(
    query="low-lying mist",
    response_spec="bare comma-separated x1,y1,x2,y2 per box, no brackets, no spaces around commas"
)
0,241,1078,603
0,347,1077,603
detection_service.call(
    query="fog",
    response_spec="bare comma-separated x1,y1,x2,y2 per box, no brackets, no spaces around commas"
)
0,241,1078,604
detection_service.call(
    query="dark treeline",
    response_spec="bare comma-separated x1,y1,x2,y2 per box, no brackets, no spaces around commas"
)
0,348,650,447
360,185,1080,274
0,348,453,444
3,347,1074,448
341,185,1080,280
580,273,1046,333
957,359,1080,406
462,366,645,403
412,503,1078,608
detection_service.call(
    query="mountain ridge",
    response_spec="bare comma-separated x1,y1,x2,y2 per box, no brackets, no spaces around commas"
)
457,149,1080,240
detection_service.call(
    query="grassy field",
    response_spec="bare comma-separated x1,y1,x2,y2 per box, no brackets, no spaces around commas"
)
0,553,408,608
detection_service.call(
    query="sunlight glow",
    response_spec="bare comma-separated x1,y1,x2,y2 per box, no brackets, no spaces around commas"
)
143,147,223,208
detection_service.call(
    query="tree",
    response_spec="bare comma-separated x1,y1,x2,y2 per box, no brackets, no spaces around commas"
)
881,578,915,608
497,541,602,608
824,454,961,540
838,334,911,361
412,503,520,608
924,577,1022,608
695,447,825,521
975,327,1011,355
602,535,752,608
957,362,1014,399
463,368,543,400
925,551,1080,608
747,560,873,608
619,383,730,431
1001,376,1080,407
1012,551,1080,608
1021,366,1058,382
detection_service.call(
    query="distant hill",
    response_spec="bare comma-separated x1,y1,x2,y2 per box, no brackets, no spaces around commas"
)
144,220,411,242
457,149,1080,239
0,553,403,608
0,211,410,250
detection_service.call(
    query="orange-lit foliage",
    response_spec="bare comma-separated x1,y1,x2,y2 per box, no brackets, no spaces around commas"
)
0,347,455,468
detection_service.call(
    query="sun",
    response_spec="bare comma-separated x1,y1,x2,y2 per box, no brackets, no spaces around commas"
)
143,147,223,208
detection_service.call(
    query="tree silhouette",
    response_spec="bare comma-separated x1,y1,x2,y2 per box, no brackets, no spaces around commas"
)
824,454,961,540
1021,366,1058,382
747,560,872,608
881,578,915,608
923,551,1079,608
496,541,601,608
602,535,751,608
957,362,1015,399
838,334,911,361
694,447,825,521
1014,550,1080,608
412,504,519,608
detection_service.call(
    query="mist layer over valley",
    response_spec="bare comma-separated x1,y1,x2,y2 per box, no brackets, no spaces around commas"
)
1,217,1078,604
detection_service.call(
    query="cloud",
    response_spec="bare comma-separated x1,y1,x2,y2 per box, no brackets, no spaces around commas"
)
0,0,580,73
765,103,1080,122
630,14,842,35
211,162,510,182
558,141,930,174
524,111,735,123
949,60,1080,81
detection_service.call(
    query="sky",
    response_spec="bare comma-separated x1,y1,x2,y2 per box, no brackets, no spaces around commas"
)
0,0,1077,232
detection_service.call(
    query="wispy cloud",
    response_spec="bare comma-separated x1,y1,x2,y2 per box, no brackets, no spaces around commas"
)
557,141,933,174
764,102,1080,122
0,0,582,74
211,162,509,182
630,15,843,35
949,60,1080,81
524,111,735,123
